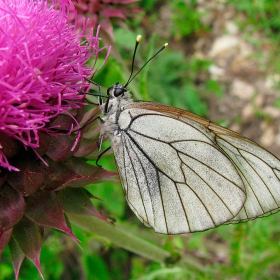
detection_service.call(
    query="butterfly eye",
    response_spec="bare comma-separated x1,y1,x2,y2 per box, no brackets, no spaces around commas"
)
114,87,125,97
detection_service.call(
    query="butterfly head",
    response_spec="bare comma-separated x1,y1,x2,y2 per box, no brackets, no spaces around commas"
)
101,82,131,115
107,82,127,98
99,36,167,115
104,36,167,100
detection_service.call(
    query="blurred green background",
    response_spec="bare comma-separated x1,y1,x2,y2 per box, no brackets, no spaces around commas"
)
3,0,280,279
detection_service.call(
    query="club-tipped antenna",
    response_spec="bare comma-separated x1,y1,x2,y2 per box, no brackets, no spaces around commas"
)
124,36,168,87
125,35,142,87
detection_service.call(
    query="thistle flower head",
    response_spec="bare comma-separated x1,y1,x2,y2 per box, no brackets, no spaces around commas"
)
0,1,117,278
0,0,100,170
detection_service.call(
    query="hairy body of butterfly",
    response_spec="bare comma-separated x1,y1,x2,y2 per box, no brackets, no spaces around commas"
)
98,82,280,234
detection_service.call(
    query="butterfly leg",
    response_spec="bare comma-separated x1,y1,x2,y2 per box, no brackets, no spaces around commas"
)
72,115,105,133
96,145,111,167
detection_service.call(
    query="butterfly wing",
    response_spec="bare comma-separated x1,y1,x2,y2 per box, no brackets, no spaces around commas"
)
111,102,248,234
215,134,280,224
126,101,280,227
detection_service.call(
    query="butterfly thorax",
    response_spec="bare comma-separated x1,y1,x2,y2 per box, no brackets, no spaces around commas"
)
99,83,133,140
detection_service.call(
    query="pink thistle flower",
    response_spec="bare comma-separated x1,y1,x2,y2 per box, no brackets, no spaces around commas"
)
71,0,141,40
0,0,101,171
0,0,117,278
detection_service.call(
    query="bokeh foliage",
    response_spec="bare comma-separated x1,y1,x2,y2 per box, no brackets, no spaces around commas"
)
2,0,280,279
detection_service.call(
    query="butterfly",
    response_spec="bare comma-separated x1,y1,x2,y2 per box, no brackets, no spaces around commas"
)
94,35,280,234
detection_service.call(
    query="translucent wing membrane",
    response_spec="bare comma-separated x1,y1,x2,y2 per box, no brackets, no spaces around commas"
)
216,135,280,224
113,111,247,234
111,103,280,234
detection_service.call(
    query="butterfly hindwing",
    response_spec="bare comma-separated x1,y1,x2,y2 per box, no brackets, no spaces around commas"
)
215,134,280,223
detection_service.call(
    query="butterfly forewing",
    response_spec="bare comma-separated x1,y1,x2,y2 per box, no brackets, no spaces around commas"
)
124,102,280,228
112,104,248,234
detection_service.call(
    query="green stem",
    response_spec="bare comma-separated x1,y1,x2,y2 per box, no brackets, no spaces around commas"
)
68,213,170,263
69,214,208,274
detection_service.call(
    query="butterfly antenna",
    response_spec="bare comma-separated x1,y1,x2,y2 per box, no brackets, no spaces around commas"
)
125,35,142,87
124,36,168,87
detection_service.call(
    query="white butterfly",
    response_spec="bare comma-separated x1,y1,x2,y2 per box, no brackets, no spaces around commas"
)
96,35,280,234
